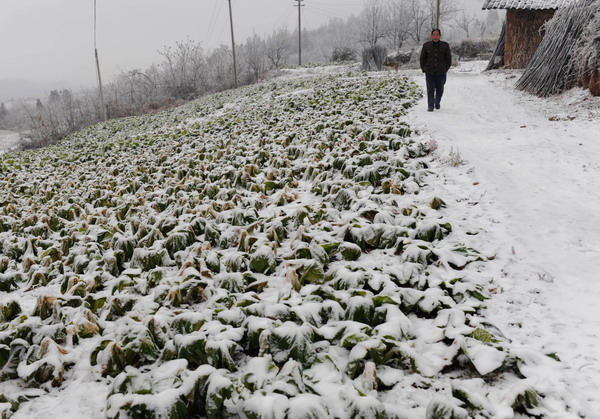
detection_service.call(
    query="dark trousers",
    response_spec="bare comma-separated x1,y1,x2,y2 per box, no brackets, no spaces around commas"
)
425,73,447,108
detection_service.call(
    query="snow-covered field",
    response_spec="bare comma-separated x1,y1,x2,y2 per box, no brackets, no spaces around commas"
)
408,63,600,417
0,63,599,418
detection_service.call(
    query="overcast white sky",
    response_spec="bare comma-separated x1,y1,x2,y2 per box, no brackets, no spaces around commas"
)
0,0,366,90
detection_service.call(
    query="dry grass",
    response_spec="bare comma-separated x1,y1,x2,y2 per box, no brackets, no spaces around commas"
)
446,146,466,167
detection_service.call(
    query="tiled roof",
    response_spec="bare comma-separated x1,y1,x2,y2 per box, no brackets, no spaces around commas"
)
483,0,576,9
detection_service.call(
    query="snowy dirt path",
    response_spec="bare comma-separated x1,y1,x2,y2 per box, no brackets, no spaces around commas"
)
407,71,600,417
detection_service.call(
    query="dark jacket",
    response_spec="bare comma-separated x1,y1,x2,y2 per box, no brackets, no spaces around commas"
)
420,41,452,75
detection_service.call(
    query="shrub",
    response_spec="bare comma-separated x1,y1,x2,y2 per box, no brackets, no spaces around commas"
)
451,39,495,59
332,46,356,63
362,45,387,71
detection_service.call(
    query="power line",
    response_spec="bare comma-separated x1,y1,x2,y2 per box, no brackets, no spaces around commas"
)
273,8,296,28
312,4,351,18
204,0,221,44
215,10,229,44
304,5,348,20
314,0,364,6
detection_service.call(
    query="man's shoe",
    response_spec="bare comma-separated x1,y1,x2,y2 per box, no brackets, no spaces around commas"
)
435,104,440,109
427,107,434,112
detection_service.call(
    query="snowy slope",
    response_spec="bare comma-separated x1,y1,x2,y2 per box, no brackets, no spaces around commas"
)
1,64,598,418
408,65,600,417
0,69,558,419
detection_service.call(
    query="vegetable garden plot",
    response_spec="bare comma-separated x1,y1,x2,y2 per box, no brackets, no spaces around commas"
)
0,74,548,418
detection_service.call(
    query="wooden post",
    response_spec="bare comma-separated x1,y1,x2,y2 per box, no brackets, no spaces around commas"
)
94,0,107,121
295,0,304,66
227,0,238,88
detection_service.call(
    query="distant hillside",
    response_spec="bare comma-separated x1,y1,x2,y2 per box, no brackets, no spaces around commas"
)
0,130,21,153
0,79,75,101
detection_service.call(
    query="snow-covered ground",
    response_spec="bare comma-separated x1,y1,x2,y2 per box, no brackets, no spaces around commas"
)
2,62,599,417
6,72,526,418
407,64,600,417
0,130,21,154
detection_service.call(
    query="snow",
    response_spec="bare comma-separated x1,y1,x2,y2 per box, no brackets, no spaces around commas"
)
2,61,599,417
12,379,109,419
407,65,600,417
266,63,362,82
462,336,507,375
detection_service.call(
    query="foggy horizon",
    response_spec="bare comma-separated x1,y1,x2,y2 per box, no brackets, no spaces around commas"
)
0,0,366,99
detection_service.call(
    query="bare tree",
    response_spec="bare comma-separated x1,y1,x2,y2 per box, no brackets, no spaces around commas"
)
158,38,208,99
266,27,291,69
454,10,477,38
206,45,237,90
245,33,267,82
406,0,431,44
58,90,76,131
385,0,412,53
325,16,362,62
113,66,163,114
475,18,488,38
360,0,388,47
427,0,459,33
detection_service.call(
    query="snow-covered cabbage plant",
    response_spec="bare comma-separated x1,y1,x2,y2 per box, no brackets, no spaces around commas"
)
0,73,547,418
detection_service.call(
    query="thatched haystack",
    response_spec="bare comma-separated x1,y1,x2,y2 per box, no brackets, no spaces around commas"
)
575,8,600,95
516,0,600,96
482,0,577,69
486,21,507,70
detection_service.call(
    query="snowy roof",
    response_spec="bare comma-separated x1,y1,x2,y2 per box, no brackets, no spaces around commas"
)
483,0,575,9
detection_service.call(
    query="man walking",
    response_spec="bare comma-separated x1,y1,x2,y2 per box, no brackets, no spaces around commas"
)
420,29,452,112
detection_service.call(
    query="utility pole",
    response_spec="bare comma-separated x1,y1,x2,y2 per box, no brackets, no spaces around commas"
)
227,0,238,88
294,0,304,66
436,0,440,29
94,0,107,121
